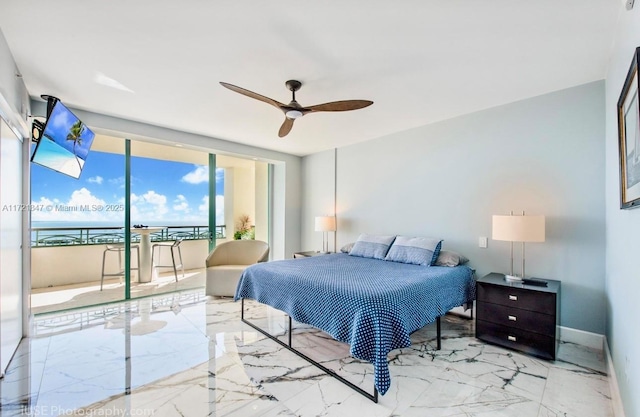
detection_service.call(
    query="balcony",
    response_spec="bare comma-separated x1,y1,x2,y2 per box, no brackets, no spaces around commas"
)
31,225,229,314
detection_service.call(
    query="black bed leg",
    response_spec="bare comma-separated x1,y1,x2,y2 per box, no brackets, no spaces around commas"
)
436,316,441,350
241,298,245,320
241,306,378,403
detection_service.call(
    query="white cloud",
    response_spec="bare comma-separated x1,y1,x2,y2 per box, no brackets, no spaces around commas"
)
216,168,224,183
68,188,106,207
173,194,189,212
182,165,208,184
32,196,55,207
87,176,103,184
141,190,166,206
31,188,119,222
130,190,168,222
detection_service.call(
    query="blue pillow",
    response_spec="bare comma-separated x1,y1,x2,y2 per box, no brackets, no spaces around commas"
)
349,234,396,260
384,236,443,266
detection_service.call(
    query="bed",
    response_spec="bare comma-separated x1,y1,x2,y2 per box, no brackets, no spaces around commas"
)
234,252,475,399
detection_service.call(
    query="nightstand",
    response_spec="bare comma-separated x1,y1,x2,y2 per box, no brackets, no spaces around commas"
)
293,251,332,259
475,272,560,360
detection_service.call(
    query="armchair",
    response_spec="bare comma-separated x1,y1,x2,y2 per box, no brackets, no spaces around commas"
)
205,240,269,297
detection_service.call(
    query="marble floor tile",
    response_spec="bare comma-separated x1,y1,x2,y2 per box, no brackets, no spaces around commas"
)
539,362,613,417
555,341,607,374
0,290,615,417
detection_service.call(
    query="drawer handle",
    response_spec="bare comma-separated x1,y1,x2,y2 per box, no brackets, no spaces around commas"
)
508,335,517,342
508,295,518,301
508,315,517,321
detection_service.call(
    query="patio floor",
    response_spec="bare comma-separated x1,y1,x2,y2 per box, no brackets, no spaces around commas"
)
31,268,206,315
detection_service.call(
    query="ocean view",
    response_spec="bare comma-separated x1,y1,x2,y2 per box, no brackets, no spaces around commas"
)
30,221,216,247
32,220,209,229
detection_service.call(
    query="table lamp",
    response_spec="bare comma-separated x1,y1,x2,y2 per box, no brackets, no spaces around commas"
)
315,216,336,253
492,212,545,281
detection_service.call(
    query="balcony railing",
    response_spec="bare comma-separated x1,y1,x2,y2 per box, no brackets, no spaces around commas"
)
31,225,226,247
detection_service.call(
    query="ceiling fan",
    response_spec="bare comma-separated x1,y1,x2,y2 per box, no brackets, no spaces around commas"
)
219,80,373,137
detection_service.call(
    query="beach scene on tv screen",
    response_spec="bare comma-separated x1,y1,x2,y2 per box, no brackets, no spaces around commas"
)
32,103,95,178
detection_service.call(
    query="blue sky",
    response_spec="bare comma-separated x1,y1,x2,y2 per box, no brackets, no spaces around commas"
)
31,150,224,226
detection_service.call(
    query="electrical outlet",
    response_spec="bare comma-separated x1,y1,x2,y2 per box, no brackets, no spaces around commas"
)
478,237,488,248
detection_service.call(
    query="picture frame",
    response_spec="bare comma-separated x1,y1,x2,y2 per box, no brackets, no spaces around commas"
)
617,47,640,209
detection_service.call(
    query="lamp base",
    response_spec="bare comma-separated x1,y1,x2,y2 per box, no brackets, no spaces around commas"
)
504,274,524,283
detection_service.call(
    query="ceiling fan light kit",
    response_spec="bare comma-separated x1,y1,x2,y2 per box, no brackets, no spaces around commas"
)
285,109,303,119
220,79,373,137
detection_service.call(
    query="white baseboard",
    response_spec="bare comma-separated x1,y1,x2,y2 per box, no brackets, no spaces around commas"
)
605,339,627,417
559,326,604,350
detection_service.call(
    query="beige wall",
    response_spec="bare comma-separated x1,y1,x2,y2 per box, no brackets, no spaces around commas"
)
232,166,256,233
255,162,269,242
221,160,269,242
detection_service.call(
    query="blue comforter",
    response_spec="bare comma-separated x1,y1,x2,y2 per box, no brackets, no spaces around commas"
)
234,253,475,395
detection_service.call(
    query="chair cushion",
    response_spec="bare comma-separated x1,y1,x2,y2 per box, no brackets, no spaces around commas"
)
206,265,252,297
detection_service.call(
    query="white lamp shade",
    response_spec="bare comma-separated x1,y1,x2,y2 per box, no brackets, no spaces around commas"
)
315,216,336,232
492,215,545,242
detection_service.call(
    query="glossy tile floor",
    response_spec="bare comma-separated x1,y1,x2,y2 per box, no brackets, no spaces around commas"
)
0,290,613,417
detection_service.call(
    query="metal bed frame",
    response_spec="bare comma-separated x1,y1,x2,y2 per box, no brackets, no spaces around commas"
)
240,298,443,403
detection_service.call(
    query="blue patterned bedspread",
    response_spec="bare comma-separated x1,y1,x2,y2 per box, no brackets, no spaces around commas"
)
234,253,475,395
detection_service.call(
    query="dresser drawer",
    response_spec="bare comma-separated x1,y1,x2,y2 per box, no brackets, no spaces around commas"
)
476,319,556,360
477,282,555,315
476,302,556,336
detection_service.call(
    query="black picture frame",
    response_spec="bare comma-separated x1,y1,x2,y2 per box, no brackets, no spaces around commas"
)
617,47,640,209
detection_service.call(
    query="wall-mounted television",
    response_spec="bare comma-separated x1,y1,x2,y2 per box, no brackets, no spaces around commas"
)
30,99,95,179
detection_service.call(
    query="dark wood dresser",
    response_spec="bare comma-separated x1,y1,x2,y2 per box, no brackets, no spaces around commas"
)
476,272,561,360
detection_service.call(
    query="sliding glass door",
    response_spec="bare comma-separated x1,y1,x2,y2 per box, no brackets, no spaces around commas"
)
128,141,213,299
30,133,269,314
0,117,23,375
30,135,127,314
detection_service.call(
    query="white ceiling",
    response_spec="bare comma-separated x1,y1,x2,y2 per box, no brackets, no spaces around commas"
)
0,0,620,156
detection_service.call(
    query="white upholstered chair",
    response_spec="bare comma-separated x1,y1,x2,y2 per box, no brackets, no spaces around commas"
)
205,240,269,297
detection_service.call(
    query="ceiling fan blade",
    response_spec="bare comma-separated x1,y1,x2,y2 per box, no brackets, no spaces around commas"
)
305,100,373,113
278,118,294,137
220,82,285,109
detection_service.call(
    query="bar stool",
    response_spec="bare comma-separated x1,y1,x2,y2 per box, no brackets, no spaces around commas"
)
101,243,140,290
150,238,184,282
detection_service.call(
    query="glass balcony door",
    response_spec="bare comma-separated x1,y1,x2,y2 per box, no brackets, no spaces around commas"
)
30,135,127,314
128,141,214,300
30,134,270,313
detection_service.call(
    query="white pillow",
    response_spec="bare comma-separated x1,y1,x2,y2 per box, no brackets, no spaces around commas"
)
384,236,442,266
349,234,396,260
